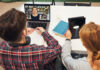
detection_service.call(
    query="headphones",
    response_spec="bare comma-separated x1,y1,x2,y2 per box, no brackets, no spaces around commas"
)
9,36,31,47
25,36,31,45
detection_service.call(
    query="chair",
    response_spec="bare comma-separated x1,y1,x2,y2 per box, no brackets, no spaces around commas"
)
77,2,91,6
64,0,91,6
77,0,91,6
51,0,55,5
64,0,77,6
64,2,77,6
32,0,55,5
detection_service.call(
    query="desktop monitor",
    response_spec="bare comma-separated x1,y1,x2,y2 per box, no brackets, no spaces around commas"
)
68,16,85,39
24,4,50,22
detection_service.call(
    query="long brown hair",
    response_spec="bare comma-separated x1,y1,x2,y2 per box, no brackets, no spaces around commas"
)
79,22,100,70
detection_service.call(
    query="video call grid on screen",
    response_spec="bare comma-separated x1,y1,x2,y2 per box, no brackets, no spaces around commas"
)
24,4,50,22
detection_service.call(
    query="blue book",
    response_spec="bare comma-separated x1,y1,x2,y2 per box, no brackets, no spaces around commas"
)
53,20,69,36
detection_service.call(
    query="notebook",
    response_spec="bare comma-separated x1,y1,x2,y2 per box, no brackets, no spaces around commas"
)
28,31,47,46
53,20,69,37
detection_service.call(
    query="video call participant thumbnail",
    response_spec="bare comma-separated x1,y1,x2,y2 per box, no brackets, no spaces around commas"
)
31,7,40,21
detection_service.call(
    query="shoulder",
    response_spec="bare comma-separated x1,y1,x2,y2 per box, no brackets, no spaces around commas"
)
31,14,32,16
38,14,40,17
0,41,9,48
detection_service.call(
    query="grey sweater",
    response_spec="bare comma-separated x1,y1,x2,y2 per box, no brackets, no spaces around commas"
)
61,40,93,70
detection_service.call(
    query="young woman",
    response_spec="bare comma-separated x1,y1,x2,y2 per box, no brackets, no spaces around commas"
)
79,22,100,70
61,30,92,70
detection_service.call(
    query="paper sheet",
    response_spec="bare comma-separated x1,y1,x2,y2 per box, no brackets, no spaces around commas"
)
28,31,47,46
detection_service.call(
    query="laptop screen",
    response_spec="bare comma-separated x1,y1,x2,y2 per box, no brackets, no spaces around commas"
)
24,4,50,22
68,16,85,39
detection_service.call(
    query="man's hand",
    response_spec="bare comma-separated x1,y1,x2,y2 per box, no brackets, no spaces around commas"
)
64,30,72,39
26,27,34,35
36,27,45,35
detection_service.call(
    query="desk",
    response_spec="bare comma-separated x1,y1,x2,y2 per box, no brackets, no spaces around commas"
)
48,6,100,52
18,5,100,52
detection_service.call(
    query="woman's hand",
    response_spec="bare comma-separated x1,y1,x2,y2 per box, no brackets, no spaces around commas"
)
64,29,72,39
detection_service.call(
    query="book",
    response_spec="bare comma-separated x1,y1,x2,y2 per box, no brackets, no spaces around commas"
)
53,20,69,37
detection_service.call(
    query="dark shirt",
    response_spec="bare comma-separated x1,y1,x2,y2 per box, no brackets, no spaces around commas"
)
0,32,61,70
31,14,40,21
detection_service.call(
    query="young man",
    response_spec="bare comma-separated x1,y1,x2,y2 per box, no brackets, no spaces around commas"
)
0,8,61,70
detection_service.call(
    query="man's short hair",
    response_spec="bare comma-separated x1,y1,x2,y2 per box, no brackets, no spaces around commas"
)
0,8,26,42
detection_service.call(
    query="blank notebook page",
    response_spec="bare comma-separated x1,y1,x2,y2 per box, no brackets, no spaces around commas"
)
28,31,47,46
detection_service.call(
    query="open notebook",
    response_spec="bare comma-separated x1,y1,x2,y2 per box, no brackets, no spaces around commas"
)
28,31,47,46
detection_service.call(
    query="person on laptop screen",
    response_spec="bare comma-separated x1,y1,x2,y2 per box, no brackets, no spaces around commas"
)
31,7,40,21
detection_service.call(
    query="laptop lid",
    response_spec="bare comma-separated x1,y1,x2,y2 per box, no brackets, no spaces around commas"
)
68,16,85,39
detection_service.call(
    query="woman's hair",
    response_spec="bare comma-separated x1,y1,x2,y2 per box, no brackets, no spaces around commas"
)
0,8,26,42
32,7,38,11
79,22,100,60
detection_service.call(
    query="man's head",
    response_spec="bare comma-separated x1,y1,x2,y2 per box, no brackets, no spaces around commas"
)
0,8,27,42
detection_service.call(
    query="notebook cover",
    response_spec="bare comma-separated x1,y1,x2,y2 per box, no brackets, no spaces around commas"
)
53,20,69,36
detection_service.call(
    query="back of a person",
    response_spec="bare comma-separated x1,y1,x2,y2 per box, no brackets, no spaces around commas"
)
0,8,61,70
0,41,37,70
0,41,55,70
61,30,92,70
79,22,100,70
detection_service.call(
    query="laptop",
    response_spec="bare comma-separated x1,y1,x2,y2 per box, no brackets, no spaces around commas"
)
68,16,85,39
24,4,50,30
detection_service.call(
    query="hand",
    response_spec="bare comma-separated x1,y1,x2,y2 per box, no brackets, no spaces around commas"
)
36,27,45,35
64,29,72,39
26,27,34,35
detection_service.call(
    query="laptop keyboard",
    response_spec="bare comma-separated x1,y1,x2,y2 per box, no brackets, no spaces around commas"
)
27,21,48,29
